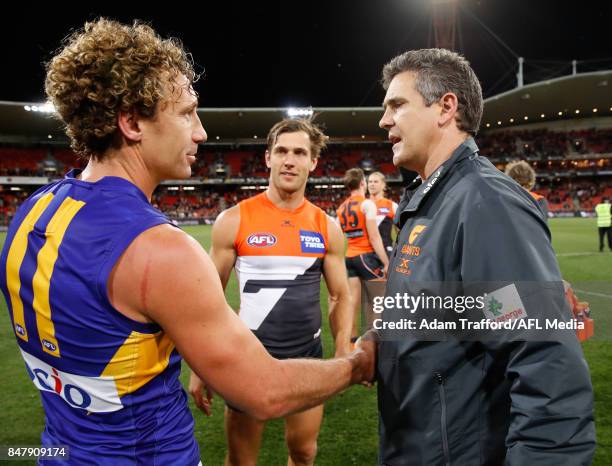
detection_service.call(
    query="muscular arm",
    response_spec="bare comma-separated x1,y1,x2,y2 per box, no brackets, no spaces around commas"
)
209,206,240,289
362,200,389,269
323,217,352,357
109,224,374,421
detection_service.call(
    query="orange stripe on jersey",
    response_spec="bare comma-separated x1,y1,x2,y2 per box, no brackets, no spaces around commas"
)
336,195,373,257
235,192,328,257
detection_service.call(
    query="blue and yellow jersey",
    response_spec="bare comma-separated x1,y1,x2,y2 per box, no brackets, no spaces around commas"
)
0,170,200,465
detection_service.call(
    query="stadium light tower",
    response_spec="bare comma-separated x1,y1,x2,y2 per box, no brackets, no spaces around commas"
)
431,0,458,50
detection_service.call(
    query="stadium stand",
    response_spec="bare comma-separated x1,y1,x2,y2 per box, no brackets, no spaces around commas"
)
1,124,611,225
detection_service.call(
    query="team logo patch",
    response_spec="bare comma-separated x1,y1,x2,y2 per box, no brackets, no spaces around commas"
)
247,233,277,247
409,225,427,245
42,339,57,352
299,230,326,253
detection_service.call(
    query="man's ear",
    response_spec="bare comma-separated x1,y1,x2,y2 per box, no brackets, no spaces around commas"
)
117,110,143,142
265,150,271,169
438,92,459,128
309,156,318,173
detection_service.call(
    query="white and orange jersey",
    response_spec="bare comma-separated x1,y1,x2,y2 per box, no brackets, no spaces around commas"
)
234,192,329,356
336,194,374,257
374,197,398,252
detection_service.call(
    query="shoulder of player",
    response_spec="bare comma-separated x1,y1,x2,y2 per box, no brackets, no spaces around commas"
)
212,205,240,246
216,204,240,224
361,198,377,213
114,224,206,292
131,223,202,263
304,198,326,215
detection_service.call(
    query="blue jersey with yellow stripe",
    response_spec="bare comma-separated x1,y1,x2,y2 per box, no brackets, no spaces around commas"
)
0,170,200,465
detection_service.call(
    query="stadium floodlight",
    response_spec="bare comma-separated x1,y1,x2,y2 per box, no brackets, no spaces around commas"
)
25,102,56,114
558,111,563,116
593,108,598,113
286,107,313,118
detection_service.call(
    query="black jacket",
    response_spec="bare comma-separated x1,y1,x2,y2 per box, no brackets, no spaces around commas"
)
377,138,595,466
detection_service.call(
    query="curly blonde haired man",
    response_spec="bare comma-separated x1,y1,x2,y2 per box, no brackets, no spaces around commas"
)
0,18,375,465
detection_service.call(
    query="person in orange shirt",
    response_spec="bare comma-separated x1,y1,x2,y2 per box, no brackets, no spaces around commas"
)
337,168,390,341
504,160,549,220
189,119,353,466
367,171,399,255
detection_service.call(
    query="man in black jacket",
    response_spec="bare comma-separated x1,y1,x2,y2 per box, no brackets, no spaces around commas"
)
376,48,595,466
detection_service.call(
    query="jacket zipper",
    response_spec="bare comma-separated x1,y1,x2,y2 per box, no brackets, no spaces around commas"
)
435,372,451,466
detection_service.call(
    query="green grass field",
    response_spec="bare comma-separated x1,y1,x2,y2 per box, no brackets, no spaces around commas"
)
0,218,610,465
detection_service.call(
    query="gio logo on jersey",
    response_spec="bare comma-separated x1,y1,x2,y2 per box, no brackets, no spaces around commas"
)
21,349,123,412
247,233,277,247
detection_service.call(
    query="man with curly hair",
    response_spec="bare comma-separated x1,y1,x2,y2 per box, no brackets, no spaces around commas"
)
0,18,375,465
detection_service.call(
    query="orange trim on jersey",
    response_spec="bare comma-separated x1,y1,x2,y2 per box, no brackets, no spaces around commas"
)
337,194,373,257
235,192,328,257
529,191,545,202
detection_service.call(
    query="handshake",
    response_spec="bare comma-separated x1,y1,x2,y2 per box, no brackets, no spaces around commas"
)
347,329,378,386
189,329,378,419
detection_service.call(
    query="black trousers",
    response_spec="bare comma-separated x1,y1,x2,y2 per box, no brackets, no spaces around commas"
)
599,226,612,251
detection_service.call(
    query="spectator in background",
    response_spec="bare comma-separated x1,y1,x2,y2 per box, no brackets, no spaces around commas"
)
505,160,549,220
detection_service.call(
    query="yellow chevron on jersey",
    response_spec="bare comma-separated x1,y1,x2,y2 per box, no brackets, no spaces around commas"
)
101,330,175,396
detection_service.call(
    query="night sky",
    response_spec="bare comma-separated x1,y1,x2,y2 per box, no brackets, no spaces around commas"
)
1,0,608,107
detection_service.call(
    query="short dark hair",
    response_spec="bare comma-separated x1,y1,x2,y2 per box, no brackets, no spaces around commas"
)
266,119,328,159
382,48,483,136
344,168,365,191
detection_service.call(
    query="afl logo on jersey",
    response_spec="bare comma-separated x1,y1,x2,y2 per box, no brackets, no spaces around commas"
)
42,339,57,352
247,233,277,247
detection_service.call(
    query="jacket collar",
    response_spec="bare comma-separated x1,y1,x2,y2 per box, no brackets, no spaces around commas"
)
395,137,479,227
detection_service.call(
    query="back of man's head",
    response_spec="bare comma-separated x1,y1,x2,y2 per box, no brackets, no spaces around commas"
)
381,48,483,136
45,18,196,160
345,168,365,191
505,160,536,190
